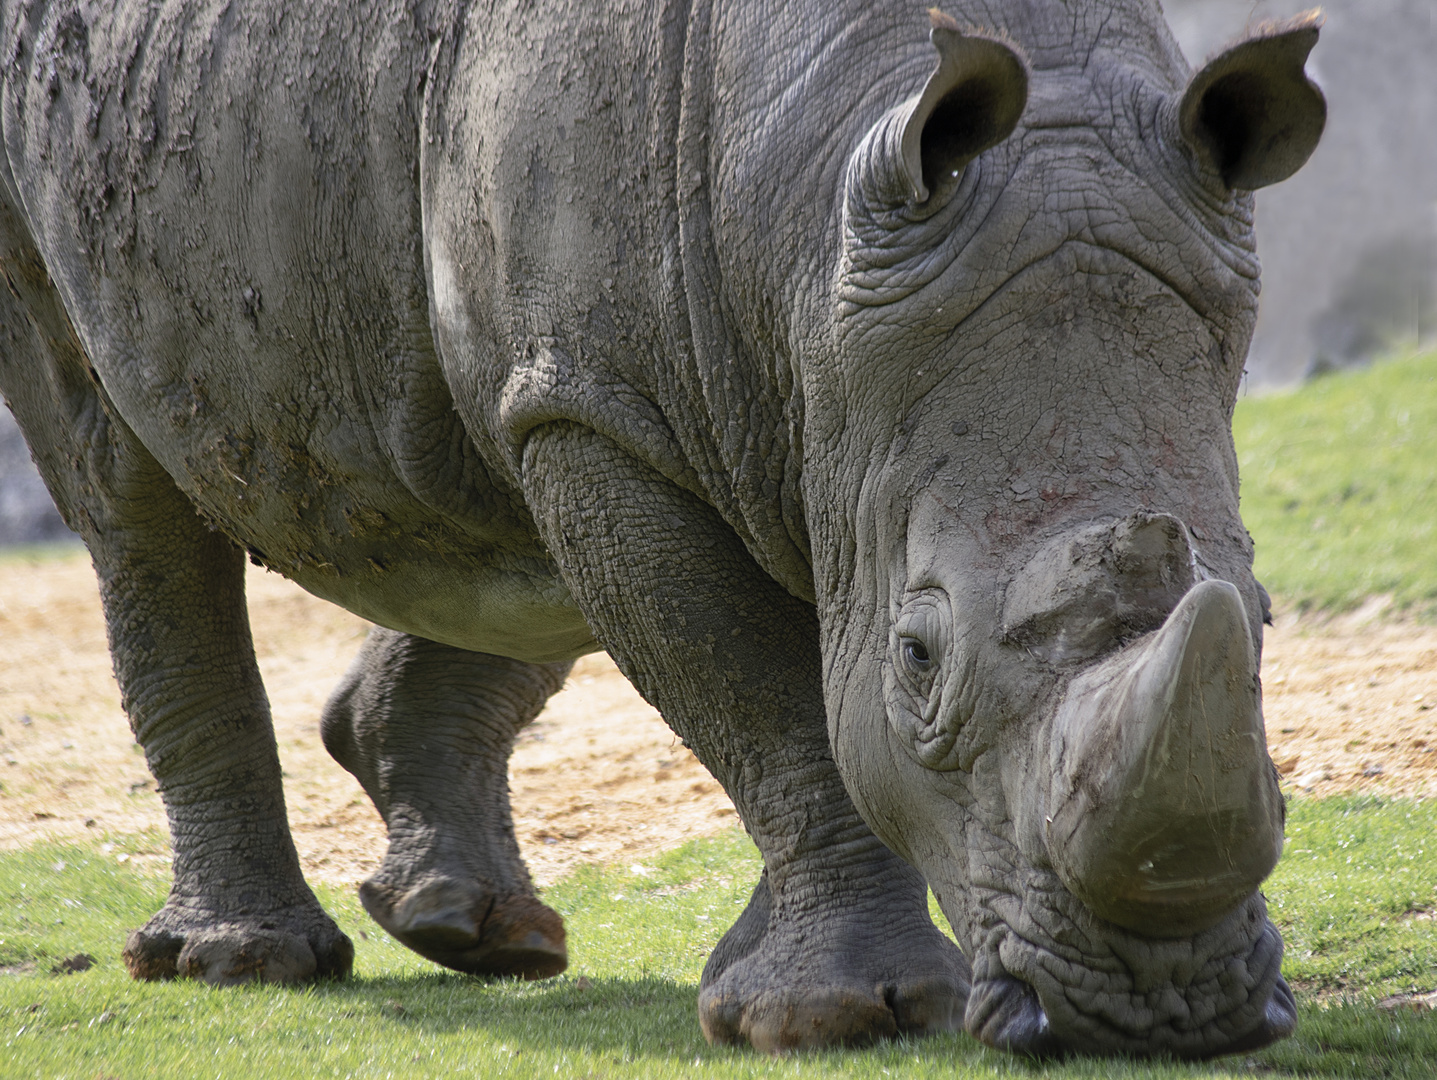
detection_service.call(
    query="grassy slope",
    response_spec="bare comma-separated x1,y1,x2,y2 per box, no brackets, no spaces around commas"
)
3,803,1437,1079
1234,349,1437,615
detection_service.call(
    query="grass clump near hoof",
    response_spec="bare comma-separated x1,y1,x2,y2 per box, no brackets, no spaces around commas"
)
1234,347,1437,618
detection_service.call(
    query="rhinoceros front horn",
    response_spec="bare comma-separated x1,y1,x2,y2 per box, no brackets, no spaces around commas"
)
1044,580,1283,937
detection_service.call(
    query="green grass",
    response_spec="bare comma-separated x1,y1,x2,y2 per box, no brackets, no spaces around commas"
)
1234,348,1437,616
1271,798,1437,999
3,803,1437,1078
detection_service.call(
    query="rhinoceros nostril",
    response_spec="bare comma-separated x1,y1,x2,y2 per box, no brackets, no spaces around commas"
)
1219,976,1299,1057
965,975,1064,1058
1265,977,1298,1039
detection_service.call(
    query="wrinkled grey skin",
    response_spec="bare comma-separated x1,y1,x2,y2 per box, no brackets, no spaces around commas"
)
0,0,1324,1059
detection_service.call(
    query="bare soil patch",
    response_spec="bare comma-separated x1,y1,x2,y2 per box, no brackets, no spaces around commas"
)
0,552,733,885
1261,598,1437,798
1,553,1434,887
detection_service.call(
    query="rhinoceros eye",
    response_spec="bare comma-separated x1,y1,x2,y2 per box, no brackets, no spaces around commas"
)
886,593,966,771
894,596,947,684
901,637,933,672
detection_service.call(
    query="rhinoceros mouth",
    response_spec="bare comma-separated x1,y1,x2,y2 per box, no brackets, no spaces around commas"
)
956,870,1292,1058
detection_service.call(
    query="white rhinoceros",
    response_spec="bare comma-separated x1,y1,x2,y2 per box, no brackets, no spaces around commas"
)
0,0,1323,1057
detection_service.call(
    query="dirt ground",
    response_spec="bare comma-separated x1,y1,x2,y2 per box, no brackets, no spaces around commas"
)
1,551,1434,888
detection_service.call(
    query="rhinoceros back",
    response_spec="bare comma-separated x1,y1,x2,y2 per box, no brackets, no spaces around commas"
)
0,0,597,660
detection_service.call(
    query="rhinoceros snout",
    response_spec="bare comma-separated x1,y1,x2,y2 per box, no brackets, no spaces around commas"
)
967,967,1297,1059
1221,976,1299,1057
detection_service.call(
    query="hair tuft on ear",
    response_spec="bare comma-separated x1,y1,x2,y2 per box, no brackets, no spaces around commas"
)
927,7,961,33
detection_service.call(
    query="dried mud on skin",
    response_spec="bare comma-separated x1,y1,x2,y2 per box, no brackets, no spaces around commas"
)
0,554,1433,886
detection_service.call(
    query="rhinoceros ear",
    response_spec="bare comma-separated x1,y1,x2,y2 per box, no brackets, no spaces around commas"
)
893,10,1029,203
1177,12,1326,190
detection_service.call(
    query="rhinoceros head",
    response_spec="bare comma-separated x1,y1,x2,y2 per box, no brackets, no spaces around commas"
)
804,8,1325,1059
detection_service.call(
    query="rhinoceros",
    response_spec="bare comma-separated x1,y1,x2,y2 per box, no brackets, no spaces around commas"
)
0,0,1324,1058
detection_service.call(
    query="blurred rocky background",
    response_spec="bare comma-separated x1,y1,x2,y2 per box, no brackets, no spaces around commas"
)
2,1,1432,544
1165,0,1437,383
0,406,73,546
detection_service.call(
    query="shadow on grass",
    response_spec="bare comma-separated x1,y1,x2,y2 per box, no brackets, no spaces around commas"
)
277,971,1437,1077
4,956,1434,1076
304,970,695,1031
282,972,1003,1072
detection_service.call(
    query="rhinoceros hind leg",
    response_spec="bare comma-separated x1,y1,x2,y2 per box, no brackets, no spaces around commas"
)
92,493,357,987
524,424,970,1049
321,629,570,979
0,179,351,987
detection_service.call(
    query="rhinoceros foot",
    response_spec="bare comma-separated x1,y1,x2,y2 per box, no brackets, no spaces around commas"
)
122,902,354,986
696,874,969,1052
358,873,566,980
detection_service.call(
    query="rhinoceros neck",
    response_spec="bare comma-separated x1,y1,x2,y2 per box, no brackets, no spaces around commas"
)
425,0,1192,611
421,0,832,602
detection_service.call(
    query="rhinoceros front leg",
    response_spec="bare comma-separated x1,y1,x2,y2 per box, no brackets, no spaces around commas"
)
93,468,353,984
321,628,570,978
523,422,969,1051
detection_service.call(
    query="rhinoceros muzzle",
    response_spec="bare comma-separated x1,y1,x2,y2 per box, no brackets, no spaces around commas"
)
1044,578,1283,937
915,516,1296,1058
962,576,1295,1059
968,956,1297,1059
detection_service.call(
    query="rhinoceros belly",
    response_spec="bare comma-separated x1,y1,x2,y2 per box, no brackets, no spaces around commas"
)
71,235,598,662
119,355,596,664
